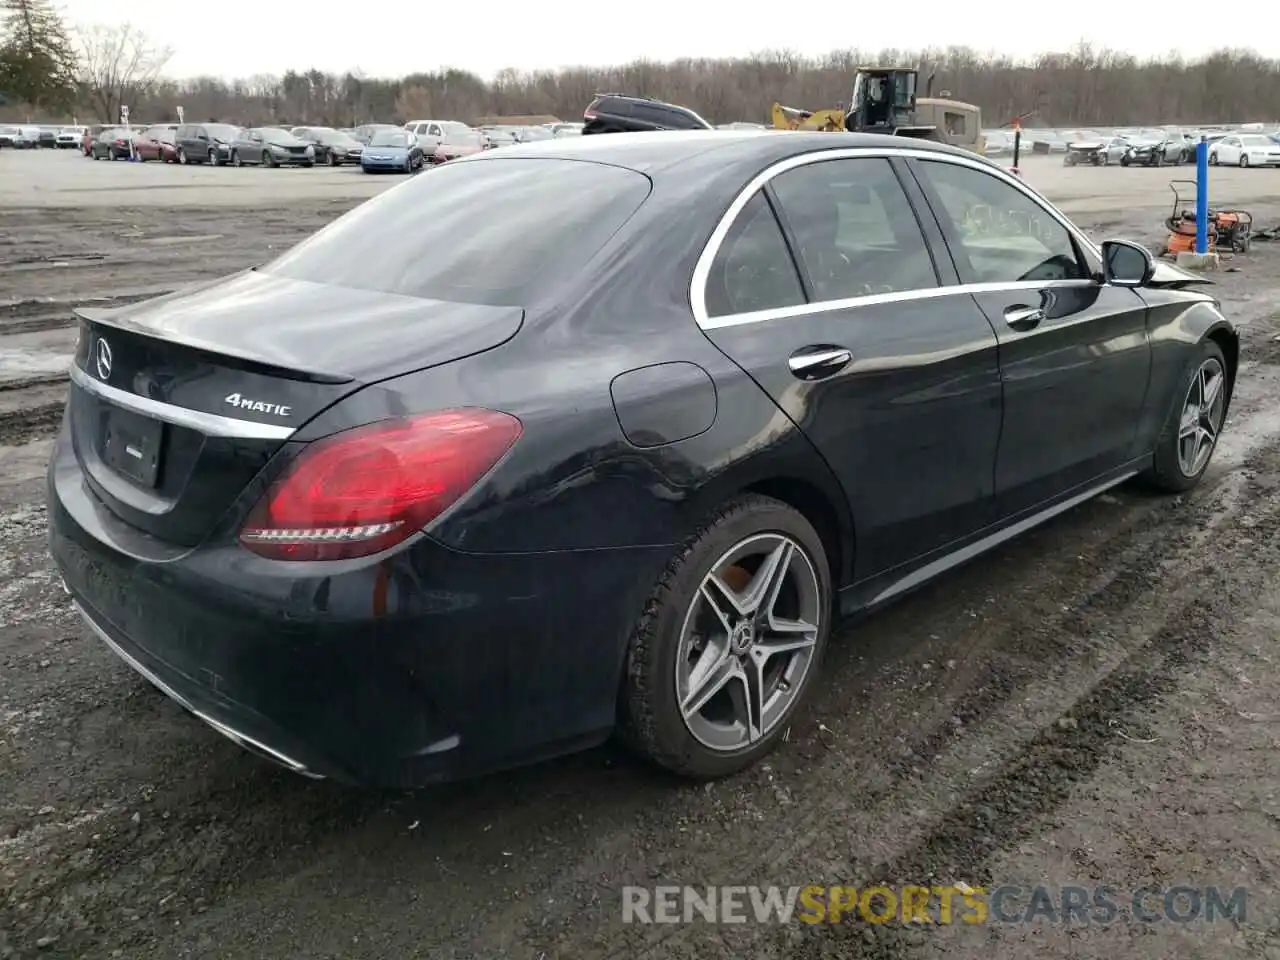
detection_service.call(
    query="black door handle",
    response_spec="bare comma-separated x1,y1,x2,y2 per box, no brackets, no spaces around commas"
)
788,346,853,380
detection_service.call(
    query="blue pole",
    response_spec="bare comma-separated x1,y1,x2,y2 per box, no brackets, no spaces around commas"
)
1195,137,1209,255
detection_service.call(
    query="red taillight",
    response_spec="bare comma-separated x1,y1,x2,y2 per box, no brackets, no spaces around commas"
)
239,409,522,561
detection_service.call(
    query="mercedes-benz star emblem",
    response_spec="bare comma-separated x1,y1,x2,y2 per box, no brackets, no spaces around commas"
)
94,337,113,381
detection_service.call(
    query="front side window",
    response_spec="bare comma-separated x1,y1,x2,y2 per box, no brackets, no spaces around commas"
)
770,157,938,301
915,160,1089,284
704,192,805,319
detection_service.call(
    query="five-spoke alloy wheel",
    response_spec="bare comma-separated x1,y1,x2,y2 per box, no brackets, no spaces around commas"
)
1176,355,1227,478
621,494,831,779
677,533,821,752
1145,339,1230,492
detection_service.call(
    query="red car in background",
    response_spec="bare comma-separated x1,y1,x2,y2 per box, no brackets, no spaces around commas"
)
80,124,109,155
430,124,489,163
134,124,179,162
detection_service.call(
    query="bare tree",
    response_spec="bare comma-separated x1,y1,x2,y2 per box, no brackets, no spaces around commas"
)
76,22,171,123
7,37,1279,128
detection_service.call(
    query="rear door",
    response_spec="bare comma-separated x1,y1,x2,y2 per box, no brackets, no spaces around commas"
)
907,156,1152,517
696,152,1004,578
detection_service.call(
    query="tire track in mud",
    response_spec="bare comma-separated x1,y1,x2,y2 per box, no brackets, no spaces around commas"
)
770,447,1280,959
507,404,1280,960
0,379,67,446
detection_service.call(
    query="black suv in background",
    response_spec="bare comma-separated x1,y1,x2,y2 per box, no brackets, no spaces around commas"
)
582,94,713,134
174,123,244,165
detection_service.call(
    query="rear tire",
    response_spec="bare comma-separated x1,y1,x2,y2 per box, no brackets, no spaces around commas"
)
1142,339,1229,493
619,494,832,779
1240,155,1250,168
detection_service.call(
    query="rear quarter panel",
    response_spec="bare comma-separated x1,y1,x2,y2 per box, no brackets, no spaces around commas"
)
283,154,851,562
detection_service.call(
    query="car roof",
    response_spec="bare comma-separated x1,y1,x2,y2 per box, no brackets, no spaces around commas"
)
463,128,987,175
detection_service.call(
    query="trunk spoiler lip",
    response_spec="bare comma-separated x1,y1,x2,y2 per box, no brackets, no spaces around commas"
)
72,305,355,385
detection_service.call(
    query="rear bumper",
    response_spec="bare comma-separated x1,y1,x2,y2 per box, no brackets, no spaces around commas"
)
47,424,668,787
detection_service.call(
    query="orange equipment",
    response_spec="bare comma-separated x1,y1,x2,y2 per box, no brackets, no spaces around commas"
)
1162,180,1252,257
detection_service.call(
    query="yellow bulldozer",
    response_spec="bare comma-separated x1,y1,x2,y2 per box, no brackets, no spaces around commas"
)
771,67,985,156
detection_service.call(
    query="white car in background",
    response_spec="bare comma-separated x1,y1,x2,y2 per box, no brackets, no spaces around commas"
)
56,126,86,148
1209,134,1280,168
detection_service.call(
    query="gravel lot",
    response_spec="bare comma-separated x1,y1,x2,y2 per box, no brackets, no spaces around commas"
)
4,147,1280,960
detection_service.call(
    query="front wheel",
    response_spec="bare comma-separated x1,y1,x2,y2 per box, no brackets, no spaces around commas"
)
1240,155,1250,168
208,148,220,166
1142,340,1229,493
232,150,243,167
619,494,832,779
1209,152,1219,165
1120,154,1130,167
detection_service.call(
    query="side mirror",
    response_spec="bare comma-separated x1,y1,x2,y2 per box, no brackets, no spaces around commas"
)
1101,239,1154,287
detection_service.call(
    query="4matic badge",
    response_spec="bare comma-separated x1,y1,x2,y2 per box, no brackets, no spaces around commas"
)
224,393,292,417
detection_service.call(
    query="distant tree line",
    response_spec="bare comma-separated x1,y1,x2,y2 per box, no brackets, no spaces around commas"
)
3,8,1280,130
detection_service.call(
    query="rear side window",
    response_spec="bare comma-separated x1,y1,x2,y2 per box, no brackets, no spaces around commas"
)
704,192,805,318
263,159,651,307
770,157,938,301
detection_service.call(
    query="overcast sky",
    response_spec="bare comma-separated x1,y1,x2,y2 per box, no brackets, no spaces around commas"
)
56,0,1268,80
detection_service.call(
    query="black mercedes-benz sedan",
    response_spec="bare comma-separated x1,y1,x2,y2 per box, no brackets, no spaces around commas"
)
47,131,1239,788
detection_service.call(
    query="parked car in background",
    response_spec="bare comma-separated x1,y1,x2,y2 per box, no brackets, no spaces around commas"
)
80,124,108,155
583,94,712,134
1209,134,1280,168
0,125,18,147
544,122,583,137
48,132,1239,788
89,128,134,160
9,125,41,148
359,128,425,173
1099,136,1132,164
516,125,553,142
431,125,487,162
56,126,87,148
36,125,58,148
353,123,401,144
174,123,243,165
134,124,180,162
1120,135,1182,166
230,127,316,167
478,125,521,148
291,126,364,165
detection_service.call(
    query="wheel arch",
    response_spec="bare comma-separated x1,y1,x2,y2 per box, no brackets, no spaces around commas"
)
1205,322,1239,401
737,474,853,593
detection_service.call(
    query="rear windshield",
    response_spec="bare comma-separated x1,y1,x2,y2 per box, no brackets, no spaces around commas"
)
262,158,652,306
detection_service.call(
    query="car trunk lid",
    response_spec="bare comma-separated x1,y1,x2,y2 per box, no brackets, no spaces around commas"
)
68,269,524,546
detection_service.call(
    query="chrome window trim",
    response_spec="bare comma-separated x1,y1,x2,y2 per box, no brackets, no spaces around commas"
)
69,364,295,441
689,146,1105,330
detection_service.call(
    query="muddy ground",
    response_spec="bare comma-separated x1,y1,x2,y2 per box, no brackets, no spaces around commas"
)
4,149,1280,960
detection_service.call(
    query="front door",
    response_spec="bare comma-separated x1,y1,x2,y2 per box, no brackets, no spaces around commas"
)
907,157,1153,517
696,154,1004,578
